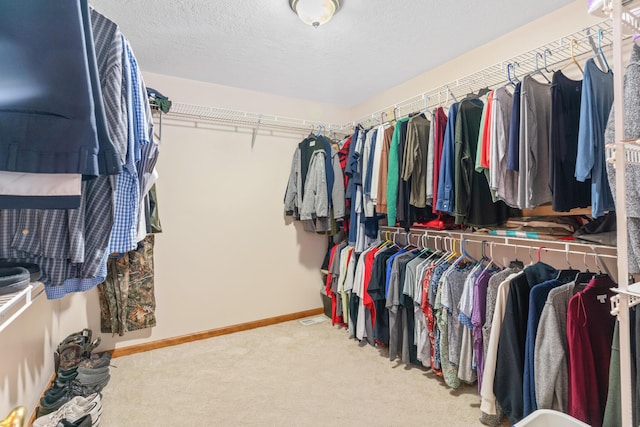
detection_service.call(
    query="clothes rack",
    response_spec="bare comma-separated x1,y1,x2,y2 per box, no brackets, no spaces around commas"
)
164,102,350,136
378,226,618,270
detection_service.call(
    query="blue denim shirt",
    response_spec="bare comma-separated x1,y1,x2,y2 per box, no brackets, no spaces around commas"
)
435,103,460,214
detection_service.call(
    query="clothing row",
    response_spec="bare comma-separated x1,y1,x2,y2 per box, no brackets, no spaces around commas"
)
284,133,350,234
0,1,162,308
324,237,628,426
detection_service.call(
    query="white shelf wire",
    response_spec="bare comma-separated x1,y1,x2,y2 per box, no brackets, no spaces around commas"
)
348,21,615,129
167,102,351,136
0,282,45,333
611,282,640,315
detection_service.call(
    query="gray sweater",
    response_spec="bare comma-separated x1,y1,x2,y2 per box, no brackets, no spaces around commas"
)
534,282,576,412
605,43,640,273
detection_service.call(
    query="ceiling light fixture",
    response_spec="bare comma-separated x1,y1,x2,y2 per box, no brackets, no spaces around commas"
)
289,0,340,28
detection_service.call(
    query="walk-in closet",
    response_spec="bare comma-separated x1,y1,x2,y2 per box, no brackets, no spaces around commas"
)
2,1,640,426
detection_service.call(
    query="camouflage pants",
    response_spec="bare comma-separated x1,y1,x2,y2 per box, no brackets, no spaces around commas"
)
98,234,156,336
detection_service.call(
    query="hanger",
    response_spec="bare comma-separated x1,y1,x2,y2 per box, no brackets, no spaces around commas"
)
537,246,547,262
446,85,458,104
596,28,611,72
543,48,554,73
555,249,580,281
475,74,491,97
561,39,584,74
508,244,525,269
531,52,551,83
506,62,520,87
574,251,595,286
452,237,476,269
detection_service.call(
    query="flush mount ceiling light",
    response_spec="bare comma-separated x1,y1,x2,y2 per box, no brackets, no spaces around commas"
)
289,0,341,28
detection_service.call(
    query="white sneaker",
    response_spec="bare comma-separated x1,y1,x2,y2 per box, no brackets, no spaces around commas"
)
33,401,101,427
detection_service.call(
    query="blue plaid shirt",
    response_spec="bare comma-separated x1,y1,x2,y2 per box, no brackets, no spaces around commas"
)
108,36,143,255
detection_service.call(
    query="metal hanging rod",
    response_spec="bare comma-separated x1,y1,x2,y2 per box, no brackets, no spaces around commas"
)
165,102,351,136
350,20,616,130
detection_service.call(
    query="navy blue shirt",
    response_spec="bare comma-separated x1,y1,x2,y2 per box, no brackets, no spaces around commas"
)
435,103,460,214
507,82,522,172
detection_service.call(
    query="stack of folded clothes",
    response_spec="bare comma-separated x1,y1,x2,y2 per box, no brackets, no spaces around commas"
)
35,329,111,426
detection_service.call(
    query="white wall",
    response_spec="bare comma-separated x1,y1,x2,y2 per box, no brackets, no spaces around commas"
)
0,1,605,417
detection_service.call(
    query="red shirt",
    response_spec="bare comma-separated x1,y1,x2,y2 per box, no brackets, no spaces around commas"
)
363,247,379,330
480,91,494,169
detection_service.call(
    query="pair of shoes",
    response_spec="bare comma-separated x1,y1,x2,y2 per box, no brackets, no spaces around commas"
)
33,394,102,427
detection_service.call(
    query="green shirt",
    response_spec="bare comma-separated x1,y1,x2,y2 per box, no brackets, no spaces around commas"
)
386,117,410,226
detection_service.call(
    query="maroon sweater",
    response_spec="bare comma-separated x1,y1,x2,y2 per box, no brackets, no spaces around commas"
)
567,276,616,427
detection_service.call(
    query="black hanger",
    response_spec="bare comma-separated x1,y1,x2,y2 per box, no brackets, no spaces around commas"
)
555,251,580,282
574,269,595,286
476,87,491,97
556,268,581,282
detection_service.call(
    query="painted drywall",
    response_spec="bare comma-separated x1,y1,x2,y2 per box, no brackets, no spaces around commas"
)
0,2,609,417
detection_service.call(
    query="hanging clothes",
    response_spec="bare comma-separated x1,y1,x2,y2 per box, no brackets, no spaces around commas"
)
435,103,459,215
517,75,552,209
494,262,557,424
534,282,580,413
490,87,519,208
386,118,409,226
454,97,510,227
431,107,448,213
376,125,395,214
549,71,592,212
576,59,615,218
566,275,616,427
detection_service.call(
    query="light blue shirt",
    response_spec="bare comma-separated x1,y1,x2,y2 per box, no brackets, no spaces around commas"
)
575,59,615,218
109,36,143,254
435,103,459,214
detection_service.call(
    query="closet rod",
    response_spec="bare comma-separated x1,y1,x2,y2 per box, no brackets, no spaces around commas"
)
378,226,617,254
350,20,615,130
161,102,351,136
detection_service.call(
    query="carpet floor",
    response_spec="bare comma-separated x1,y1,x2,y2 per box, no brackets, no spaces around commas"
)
100,316,510,426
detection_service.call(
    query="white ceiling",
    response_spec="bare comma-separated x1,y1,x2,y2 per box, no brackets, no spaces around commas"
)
90,0,572,106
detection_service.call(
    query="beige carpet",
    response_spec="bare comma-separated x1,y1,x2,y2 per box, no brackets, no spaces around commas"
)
100,317,509,426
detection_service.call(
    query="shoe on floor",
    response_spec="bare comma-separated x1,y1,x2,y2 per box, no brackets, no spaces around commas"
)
33,400,101,427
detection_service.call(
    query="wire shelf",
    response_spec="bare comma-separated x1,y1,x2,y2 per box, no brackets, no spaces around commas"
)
611,282,640,315
0,282,45,333
349,20,616,129
606,141,640,164
167,102,351,137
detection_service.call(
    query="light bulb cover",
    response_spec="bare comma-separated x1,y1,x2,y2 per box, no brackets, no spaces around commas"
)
289,0,340,27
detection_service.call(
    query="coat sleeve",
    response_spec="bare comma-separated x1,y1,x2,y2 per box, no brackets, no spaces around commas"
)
300,151,328,220
284,147,300,217
331,150,345,220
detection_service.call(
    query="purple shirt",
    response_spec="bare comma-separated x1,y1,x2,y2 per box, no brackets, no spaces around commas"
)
471,269,497,391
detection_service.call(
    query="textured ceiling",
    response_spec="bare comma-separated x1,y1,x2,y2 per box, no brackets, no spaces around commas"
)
90,0,572,106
